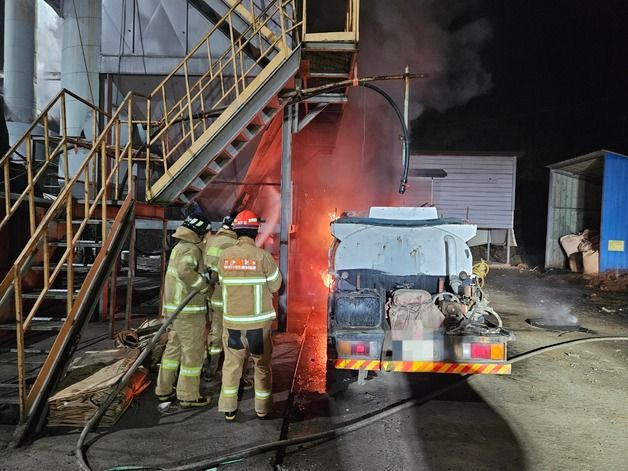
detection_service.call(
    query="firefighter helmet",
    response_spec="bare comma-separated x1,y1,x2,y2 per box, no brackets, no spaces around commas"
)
233,210,263,229
182,212,211,236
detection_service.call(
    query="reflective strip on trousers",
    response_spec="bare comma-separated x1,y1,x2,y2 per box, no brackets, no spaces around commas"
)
223,311,276,323
255,389,271,399
161,359,179,370
180,365,202,377
221,386,238,397
208,347,222,354
211,299,224,308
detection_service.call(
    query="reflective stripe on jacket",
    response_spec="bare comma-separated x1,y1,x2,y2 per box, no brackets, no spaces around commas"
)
218,236,282,329
162,227,208,317
204,227,237,309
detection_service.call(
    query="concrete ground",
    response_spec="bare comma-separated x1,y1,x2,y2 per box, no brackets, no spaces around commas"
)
0,267,627,470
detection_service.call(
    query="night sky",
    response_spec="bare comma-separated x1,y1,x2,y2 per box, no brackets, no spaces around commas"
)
412,0,628,265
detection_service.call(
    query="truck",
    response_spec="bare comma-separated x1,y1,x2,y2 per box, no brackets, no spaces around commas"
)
326,206,513,378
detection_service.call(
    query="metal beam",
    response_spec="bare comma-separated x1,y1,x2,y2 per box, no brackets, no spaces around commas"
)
278,105,293,332
297,103,328,133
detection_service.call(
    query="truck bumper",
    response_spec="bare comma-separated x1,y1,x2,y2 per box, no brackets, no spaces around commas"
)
332,359,511,374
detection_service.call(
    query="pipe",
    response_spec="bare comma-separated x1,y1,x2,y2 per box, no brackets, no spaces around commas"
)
288,80,412,194
76,289,200,471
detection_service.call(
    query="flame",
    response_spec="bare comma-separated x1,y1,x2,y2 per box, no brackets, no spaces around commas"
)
320,270,333,288
328,211,338,222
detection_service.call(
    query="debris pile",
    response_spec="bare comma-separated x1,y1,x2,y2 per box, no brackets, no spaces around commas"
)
586,272,628,292
560,229,599,275
47,349,150,427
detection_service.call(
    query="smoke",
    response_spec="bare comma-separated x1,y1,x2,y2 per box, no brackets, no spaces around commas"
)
361,0,493,116
36,0,62,110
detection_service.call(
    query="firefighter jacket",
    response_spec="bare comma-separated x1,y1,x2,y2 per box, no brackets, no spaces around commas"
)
218,236,282,330
162,226,209,317
204,227,238,312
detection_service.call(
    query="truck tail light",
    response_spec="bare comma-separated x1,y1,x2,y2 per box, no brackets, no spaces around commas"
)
470,342,505,360
337,340,379,359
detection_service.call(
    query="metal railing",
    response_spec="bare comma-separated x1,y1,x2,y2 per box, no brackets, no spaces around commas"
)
302,0,359,42
144,0,299,198
0,89,110,235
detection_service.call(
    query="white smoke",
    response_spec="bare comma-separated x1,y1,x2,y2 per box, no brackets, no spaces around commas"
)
36,0,62,110
361,0,493,117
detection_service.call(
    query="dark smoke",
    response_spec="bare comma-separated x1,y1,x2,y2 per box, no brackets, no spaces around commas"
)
361,0,493,115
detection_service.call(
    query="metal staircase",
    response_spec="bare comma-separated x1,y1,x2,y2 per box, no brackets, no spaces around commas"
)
0,0,360,441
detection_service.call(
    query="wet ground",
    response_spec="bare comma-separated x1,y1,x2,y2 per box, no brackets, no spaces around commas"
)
0,267,627,470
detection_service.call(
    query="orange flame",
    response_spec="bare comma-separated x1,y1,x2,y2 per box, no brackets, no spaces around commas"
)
320,270,333,288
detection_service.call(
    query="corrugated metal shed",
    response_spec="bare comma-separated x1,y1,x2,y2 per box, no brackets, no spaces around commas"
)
407,152,519,230
545,150,628,271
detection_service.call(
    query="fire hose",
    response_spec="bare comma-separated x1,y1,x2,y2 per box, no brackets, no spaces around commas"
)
75,317,628,470
76,289,201,471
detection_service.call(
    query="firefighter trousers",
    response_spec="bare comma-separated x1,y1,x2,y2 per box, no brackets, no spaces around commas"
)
208,306,223,358
218,325,273,414
156,314,207,402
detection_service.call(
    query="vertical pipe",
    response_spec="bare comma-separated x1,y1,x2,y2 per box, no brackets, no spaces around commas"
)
403,65,410,168
278,105,293,332
61,0,102,136
3,0,36,124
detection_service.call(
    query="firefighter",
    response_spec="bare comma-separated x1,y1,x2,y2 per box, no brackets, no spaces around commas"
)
217,210,282,421
203,215,237,377
155,212,212,407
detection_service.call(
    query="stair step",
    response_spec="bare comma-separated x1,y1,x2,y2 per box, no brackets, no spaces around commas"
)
0,318,65,331
21,290,78,300
0,386,20,404
48,240,103,248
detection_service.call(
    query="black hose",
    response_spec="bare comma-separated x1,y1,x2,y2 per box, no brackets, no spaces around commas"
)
91,335,628,471
360,83,410,195
76,289,200,471
290,82,411,194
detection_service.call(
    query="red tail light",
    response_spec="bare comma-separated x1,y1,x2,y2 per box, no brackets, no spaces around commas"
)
471,343,491,359
353,342,368,355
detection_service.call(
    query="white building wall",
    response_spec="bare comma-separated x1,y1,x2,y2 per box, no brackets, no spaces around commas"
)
407,153,517,230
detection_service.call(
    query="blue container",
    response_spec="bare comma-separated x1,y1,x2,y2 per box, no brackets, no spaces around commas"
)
600,151,628,271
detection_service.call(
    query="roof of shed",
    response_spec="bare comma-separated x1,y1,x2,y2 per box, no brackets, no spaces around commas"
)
547,149,628,177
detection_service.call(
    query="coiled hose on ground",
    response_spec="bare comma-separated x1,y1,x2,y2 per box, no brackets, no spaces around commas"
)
76,309,628,470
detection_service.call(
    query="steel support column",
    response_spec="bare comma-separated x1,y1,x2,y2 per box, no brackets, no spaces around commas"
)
278,105,294,332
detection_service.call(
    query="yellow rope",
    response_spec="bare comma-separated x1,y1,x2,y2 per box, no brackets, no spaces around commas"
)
472,259,489,287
